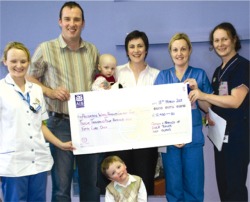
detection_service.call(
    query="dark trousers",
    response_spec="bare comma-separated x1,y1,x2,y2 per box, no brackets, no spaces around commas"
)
76,153,100,202
48,117,74,202
214,141,249,202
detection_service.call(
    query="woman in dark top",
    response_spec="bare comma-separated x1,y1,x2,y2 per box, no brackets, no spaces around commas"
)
188,22,249,202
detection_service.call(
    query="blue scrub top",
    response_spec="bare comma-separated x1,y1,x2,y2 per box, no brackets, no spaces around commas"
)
154,66,213,147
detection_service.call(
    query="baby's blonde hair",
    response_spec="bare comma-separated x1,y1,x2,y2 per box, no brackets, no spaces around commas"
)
99,53,117,67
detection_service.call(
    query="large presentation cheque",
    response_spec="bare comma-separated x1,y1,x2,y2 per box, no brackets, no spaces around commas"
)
68,83,192,155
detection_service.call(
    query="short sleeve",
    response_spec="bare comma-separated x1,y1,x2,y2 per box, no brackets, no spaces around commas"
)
229,60,249,90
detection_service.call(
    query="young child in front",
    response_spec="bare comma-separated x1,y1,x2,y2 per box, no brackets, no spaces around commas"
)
92,53,121,90
0,41,74,202
101,155,147,202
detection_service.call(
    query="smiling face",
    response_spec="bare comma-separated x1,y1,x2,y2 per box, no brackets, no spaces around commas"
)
212,28,236,60
3,48,29,82
127,38,147,64
106,161,129,185
59,6,84,43
170,39,191,68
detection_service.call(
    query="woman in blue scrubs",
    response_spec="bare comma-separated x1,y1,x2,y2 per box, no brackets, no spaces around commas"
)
154,33,213,202
189,22,249,202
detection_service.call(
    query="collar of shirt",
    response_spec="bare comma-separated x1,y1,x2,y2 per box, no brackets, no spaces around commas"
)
170,66,193,82
59,34,86,49
115,62,150,80
114,174,136,189
126,62,150,75
5,73,33,94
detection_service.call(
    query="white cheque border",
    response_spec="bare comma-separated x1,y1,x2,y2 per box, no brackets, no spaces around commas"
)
68,83,192,155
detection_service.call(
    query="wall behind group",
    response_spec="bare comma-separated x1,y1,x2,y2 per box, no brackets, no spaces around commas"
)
0,1,249,201
0,1,249,78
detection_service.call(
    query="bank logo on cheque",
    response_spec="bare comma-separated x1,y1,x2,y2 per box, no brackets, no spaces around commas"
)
75,94,84,108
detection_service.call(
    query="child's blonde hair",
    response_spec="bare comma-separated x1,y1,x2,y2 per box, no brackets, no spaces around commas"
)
101,155,124,178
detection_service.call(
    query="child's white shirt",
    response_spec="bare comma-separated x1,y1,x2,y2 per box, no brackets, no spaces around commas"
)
105,174,147,202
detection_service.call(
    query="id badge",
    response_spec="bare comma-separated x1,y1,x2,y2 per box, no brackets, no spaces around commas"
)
219,81,228,95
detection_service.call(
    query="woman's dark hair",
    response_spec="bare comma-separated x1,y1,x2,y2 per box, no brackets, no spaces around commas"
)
209,22,241,51
59,1,84,21
125,30,149,60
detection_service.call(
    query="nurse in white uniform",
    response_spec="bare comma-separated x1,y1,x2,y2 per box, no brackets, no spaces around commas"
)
0,41,74,202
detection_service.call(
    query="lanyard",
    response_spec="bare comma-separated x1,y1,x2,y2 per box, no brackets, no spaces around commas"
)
4,77,40,113
218,57,238,82
17,91,37,113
